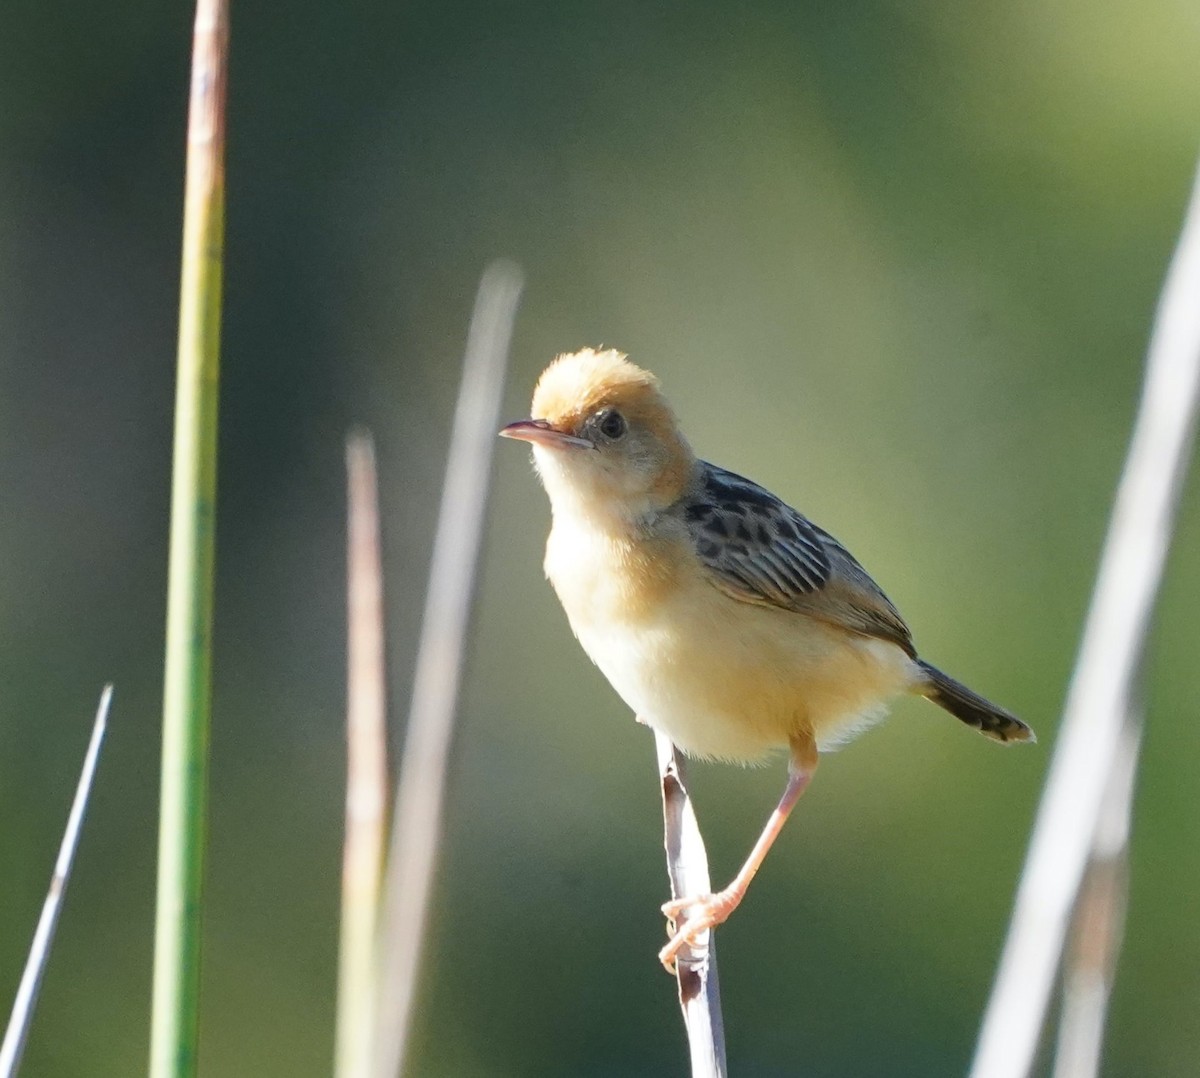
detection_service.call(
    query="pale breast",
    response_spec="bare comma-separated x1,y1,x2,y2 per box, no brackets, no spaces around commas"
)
545,515,918,761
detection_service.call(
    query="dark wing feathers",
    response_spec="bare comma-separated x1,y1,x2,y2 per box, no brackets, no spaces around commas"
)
684,471,831,598
681,463,916,657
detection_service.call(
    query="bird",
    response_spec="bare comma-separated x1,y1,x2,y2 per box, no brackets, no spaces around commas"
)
499,347,1034,972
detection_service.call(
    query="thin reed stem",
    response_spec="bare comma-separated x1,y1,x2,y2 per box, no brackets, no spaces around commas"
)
0,687,112,1078
970,160,1200,1078
656,733,727,1078
149,1,228,1074
373,262,524,1077
1051,720,1139,1078
336,434,390,1078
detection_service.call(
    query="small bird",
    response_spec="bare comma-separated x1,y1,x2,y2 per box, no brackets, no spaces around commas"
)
499,348,1033,972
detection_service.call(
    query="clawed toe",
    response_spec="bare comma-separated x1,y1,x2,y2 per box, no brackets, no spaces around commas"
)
661,893,711,923
657,891,739,974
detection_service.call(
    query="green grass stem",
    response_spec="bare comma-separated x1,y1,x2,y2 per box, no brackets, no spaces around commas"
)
148,1,228,1075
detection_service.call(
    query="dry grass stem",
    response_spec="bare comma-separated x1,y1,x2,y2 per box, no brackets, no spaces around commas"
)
1,686,112,1078
373,261,524,1077
970,161,1200,1078
1050,719,1139,1078
656,732,727,1078
336,434,390,1078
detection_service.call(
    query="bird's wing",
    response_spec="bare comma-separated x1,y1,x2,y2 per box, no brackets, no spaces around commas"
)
682,463,916,657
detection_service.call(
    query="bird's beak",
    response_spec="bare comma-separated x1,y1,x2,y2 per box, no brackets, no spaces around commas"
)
498,418,595,450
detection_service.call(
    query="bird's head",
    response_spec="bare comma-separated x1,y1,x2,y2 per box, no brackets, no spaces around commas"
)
500,348,695,526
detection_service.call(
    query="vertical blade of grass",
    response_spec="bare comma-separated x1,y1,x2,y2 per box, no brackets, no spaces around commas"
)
970,160,1200,1078
374,261,524,1078
0,687,112,1078
337,434,390,1078
148,1,228,1075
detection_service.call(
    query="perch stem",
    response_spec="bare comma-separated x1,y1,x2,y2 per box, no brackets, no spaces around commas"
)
656,733,727,1078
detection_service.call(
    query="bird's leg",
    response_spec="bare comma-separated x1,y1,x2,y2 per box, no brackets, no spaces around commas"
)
659,737,817,973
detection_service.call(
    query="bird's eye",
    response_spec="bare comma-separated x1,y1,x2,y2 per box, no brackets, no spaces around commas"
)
596,409,627,440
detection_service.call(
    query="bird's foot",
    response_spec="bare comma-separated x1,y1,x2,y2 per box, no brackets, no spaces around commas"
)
658,889,741,974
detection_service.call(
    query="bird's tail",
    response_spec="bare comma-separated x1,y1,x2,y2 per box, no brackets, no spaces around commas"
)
916,660,1034,744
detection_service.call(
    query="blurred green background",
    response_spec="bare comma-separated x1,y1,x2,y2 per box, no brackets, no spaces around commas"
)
2,1,1198,1075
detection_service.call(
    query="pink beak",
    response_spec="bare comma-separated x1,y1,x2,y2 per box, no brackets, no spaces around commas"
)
498,419,595,450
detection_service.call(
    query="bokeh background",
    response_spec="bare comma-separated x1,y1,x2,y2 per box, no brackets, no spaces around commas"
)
3,1,1199,1075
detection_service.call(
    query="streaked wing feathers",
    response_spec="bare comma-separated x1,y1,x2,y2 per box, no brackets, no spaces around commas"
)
682,463,915,657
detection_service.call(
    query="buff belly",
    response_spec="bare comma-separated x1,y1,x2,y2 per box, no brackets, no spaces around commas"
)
556,548,919,762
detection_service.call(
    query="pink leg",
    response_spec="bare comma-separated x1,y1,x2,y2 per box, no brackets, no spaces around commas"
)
659,745,816,972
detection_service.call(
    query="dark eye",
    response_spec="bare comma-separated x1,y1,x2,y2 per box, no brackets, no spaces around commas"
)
597,409,627,440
